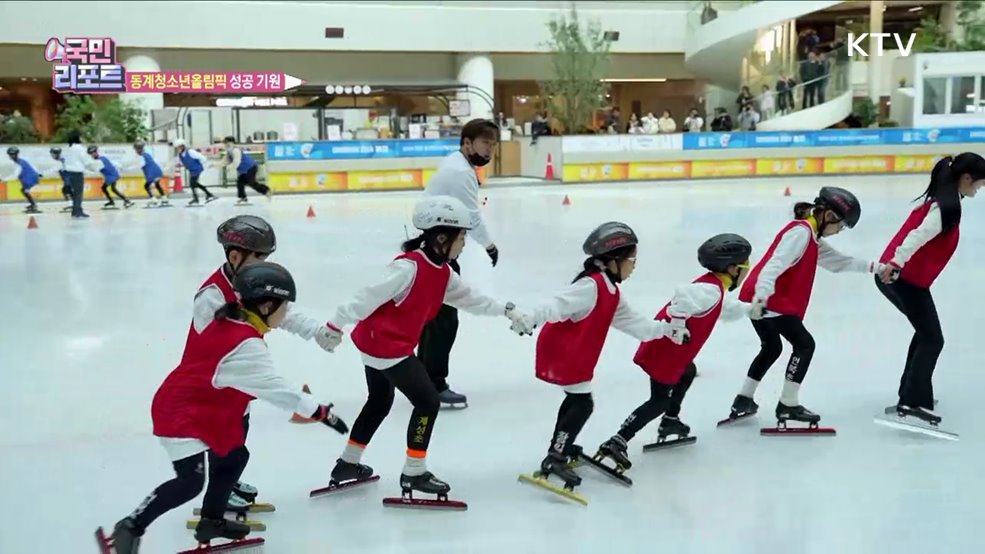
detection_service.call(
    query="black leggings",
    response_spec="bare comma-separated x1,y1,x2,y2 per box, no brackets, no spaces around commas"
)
875,276,943,409
235,166,269,199
144,179,165,198
418,258,461,391
101,180,129,202
747,316,816,384
189,174,214,200
617,363,697,442
549,392,594,456
349,357,441,453
128,446,249,531
21,186,36,208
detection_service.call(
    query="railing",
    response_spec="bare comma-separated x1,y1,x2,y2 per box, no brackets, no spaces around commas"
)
686,0,754,33
741,46,851,127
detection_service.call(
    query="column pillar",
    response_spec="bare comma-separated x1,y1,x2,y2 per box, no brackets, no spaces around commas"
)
121,54,163,131
868,0,884,105
455,54,494,120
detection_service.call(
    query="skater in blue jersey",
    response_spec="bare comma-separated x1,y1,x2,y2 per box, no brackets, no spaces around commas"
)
87,146,134,209
1,146,41,213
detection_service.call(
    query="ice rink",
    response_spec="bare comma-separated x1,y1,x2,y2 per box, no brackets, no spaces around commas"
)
1,175,980,554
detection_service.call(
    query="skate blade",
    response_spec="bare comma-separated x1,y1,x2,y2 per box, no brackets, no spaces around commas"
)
94,527,112,554
760,425,836,436
101,206,119,210
186,518,265,532
874,415,958,441
193,503,275,516
176,537,265,553
187,204,205,208
578,453,633,487
716,412,756,427
382,496,468,511
309,475,381,498
235,203,253,207
642,435,697,452
439,402,468,410
517,473,588,506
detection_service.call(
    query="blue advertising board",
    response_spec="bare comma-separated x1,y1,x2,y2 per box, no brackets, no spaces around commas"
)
682,127,985,150
266,139,458,161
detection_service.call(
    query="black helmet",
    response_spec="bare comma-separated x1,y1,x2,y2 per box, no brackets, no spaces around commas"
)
87,145,98,154
49,147,62,156
216,215,277,254
233,262,297,304
7,146,19,156
698,233,752,272
816,186,860,228
583,221,638,257
133,140,146,150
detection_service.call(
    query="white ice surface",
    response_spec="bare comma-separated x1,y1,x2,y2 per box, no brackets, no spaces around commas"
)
0,176,981,554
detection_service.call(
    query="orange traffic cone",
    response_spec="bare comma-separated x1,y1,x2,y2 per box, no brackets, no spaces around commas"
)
545,153,556,180
562,194,571,206
27,216,38,229
306,205,316,218
289,384,316,423
783,186,791,197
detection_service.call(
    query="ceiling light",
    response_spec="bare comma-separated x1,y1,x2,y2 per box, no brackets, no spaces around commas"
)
601,78,667,83
908,6,923,12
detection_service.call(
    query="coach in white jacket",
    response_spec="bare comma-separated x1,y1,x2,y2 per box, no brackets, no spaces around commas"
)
419,118,500,409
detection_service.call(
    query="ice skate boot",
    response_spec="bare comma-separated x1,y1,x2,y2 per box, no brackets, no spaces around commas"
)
762,402,835,435
310,458,380,497
595,436,632,470
193,516,251,543
235,198,250,206
187,197,201,206
438,388,467,409
123,200,135,209
109,517,142,554
159,196,170,207
645,416,697,452
383,471,466,510
517,451,588,505
232,481,257,503
205,195,219,204
144,199,159,208
718,394,759,426
897,405,942,425
60,205,72,213
25,205,41,214
875,404,957,441
102,201,117,210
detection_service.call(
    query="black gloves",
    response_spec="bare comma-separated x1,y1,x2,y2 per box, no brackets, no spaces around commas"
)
486,245,499,267
310,404,349,435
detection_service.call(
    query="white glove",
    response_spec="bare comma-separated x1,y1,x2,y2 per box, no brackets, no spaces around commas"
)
665,319,690,345
878,262,901,284
314,323,343,353
749,297,767,321
505,302,535,336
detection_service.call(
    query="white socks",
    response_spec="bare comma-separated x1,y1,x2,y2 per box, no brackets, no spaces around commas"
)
780,381,801,407
402,456,427,477
739,377,760,399
340,442,365,465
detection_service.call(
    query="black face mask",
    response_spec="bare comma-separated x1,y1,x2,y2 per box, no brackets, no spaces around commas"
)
467,152,491,167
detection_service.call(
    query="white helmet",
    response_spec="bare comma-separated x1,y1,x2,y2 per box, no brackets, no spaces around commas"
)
412,195,473,231
172,138,186,148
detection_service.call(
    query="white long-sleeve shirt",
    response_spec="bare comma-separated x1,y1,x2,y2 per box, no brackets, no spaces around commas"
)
159,334,320,461
62,144,88,173
890,203,944,267
167,149,209,173
424,151,493,249
666,281,751,322
0,161,21,182
329,253,506,369
755,222,876,318
527,272,672,342
193,285,324,339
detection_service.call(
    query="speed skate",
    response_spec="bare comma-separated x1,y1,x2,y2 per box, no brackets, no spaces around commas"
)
381,472,467,511
95,526,265,553
517,472,588,506
875,406,958,441
309,475,380,498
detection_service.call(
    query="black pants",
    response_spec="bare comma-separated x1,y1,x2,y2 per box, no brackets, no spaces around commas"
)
21,186,36,208
128,446,249,531
418,258,460,392
144,179,165,198
875,276,943,409
747,316,816,385
617,363,697,442
101,180,129,203
349,357,441,453
236,166,269,199
817,80,827,104
549,392,594,456
66,171,85,216
802,84,816,109
189,174,214,201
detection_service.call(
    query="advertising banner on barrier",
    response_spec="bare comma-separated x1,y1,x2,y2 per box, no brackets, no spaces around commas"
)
682,127,985,150
627,161,690,180
822,155,893,173
755,157,824,176
562,163,630,182
562,134,683,153
691,159,756,178
266,139,457,161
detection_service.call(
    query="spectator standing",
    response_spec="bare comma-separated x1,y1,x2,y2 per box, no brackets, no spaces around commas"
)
759,84,776,120
657,110,677,134
683,108,704,132
817,51,831,104
737,103,760,131
736,86,754,113
710,107,733,132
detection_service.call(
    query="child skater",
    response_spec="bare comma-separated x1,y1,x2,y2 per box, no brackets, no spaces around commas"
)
596,233,753,470
727,187,885,429
318,195,530,506
125,141,169,206
517,222,690,499
47,147,73,212
1,146,41,213
875,153,985,429
99,262,348,554
194,215,341,510
171,138,217,206
87,145,133,209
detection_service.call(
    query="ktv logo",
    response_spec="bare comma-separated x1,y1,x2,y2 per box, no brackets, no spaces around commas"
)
45,37,126,94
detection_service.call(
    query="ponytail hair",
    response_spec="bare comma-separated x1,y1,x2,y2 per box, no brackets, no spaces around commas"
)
793,202,814,220
213,298,284,324
572,257,607,283
214,301,245,322
571,244,637,283
401,232,426,253
400,226,464,254
917,153,985,230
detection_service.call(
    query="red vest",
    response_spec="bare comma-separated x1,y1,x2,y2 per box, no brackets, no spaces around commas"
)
182,267,237,359
740,220,819,320
351,250,451,359
634,273,725,385
880,201,959,288
152,318,260,457
535,273,620,386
